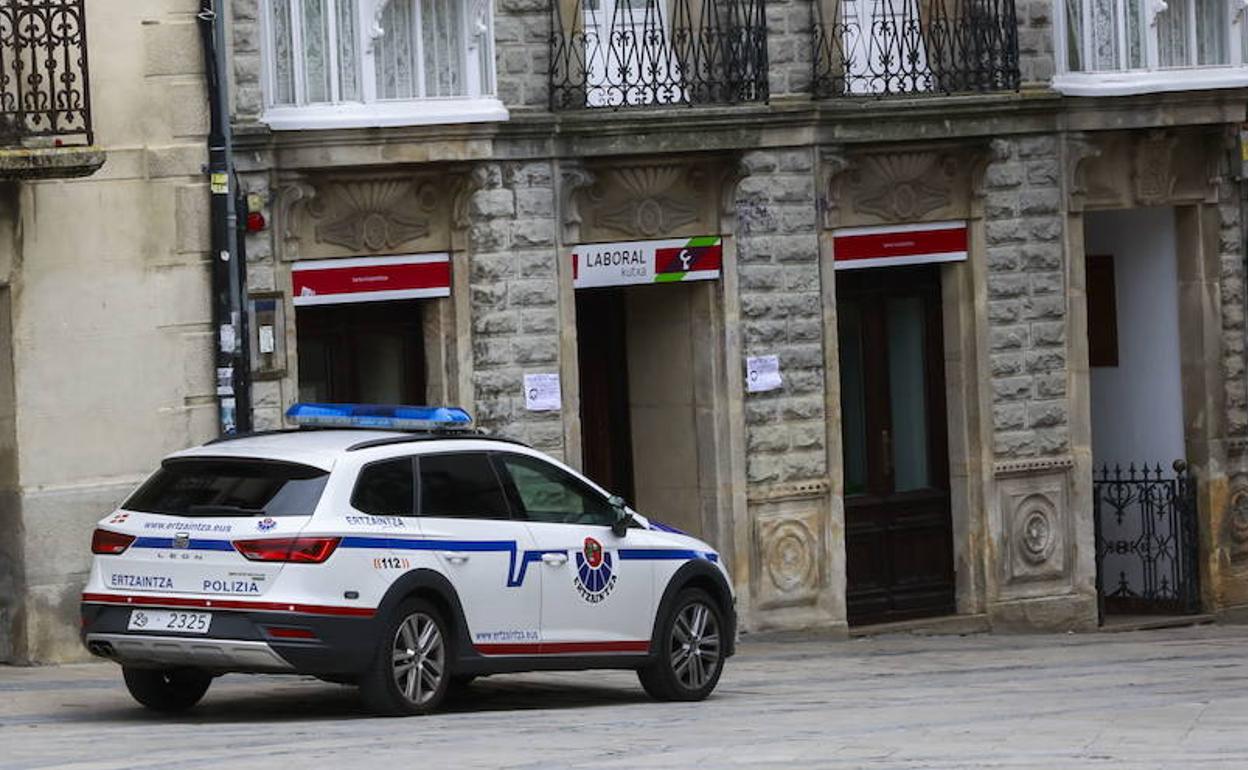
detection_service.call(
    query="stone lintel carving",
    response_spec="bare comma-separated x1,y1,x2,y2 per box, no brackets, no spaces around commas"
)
279,172,450,260
753,503,826,611
1078,128,1222,211
746,478,832,504
594,163,700,238
993,456,1075,478
572,158,726,243
821,145,979,229
309,177,437,252
999,472,1069,591
718,157,750,227
1135,130,1179,207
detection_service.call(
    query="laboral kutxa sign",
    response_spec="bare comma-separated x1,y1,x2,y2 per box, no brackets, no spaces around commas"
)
572,237,722,289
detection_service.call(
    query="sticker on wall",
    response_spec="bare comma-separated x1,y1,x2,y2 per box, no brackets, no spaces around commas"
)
746,355,783,393
833,221,968,270
524,373,562,412
291,254,450,306
572,236,722,289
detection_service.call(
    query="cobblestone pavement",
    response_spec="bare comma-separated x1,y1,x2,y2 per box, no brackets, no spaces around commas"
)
2,623,1247,769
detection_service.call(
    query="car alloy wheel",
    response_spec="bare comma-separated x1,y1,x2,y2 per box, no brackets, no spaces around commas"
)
670,600,721,691
391,611,445,707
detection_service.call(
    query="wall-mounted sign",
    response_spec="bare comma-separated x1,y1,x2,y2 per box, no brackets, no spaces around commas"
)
833,221,967,271
572,237,722,289
746,355,783,393
524,373,561,412
291,253,450,306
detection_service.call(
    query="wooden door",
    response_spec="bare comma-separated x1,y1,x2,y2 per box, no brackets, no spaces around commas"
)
837,266,954,625
295,300,426,405
575,289,636,504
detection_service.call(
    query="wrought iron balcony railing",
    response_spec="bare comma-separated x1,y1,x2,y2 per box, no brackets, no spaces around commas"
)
550,0,769,111
812,0,1019,98
0,0,92,146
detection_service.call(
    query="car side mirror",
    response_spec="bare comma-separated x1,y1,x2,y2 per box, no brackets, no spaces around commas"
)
609,495,632,537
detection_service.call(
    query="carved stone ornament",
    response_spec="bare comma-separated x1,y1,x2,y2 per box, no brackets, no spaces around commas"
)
1229,486,1248,555
593,164,699,238
999,473,1068,590
559,161,596,242
276,178,317,254
1134,131,1179,207
753,507,824,610
847,152,957,222
1017,500,1057,565
1064,134,1102,213
307,177,438,253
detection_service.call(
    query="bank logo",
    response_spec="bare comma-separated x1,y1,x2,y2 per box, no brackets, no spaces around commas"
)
574,537,617,604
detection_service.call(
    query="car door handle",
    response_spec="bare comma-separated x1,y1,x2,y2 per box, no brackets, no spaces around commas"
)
440,551,470,564
541,552,568,566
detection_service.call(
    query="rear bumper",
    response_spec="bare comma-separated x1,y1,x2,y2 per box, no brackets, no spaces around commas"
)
84,633,294,673
81,601,379,676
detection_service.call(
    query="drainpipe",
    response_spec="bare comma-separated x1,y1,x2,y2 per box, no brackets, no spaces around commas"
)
197,0,252,435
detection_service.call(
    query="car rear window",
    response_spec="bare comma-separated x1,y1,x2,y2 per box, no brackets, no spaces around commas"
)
123,459,330,518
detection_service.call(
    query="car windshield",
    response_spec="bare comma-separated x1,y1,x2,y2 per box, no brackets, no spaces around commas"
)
123,458,329,518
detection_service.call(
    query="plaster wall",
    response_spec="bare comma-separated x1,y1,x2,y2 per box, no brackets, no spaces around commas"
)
1085,208,1185,470
1,1,214,663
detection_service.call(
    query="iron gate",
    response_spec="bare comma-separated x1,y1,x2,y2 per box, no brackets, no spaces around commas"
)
1093,461,1200,621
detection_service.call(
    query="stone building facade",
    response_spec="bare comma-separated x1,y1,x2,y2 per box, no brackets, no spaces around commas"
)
0,2,216,662
221,0,1248,637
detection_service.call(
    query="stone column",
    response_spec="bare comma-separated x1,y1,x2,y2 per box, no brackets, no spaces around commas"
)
463,161,564,457
734,148,841,632
980,134,1097,631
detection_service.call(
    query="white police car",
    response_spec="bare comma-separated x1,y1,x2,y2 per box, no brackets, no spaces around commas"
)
81,404,735,715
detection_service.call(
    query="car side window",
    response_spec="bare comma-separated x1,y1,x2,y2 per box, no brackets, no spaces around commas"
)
351,458,415,516
498,454,615,526
418,452,512,520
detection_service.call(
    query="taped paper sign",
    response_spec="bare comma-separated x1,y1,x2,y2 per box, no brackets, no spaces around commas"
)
524,373,561,412
746,355,782,393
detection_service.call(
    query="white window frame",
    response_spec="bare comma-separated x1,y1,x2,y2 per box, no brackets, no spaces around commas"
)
1052,0,1248,95
259,0,508,130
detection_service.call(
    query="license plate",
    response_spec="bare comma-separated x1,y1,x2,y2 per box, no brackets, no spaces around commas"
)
127,609,212,634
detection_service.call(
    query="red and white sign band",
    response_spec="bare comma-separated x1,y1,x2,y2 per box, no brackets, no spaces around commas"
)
291,254,451,306
833,221,968,270
572,236,722,289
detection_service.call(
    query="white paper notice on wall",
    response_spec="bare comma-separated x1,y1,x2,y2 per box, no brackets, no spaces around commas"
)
746,355,783,393
524,373,562,412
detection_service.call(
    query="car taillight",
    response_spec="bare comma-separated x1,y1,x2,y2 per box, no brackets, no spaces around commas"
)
91,529,135,555
233,537,341,564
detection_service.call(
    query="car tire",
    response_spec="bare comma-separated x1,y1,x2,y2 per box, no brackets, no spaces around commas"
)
359,598,451,716
122,667,213,712
637,587,726,702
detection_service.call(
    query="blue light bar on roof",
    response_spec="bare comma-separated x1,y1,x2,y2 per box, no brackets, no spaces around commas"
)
286,403,473,431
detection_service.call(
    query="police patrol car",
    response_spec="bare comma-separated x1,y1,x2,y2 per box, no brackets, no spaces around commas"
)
80,404,735,715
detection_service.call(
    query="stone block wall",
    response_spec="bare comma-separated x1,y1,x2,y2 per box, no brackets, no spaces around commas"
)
464,161,565,456
982,136,1069,460
766,0,812,97
231,0,264,123
735,148,826,485
495,0,549,109
1016,0,1056,85
1218,180,1248,438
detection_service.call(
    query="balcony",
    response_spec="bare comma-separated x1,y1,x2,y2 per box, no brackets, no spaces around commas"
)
549,0,769,110
812,0,1020,97
0,0,97,179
